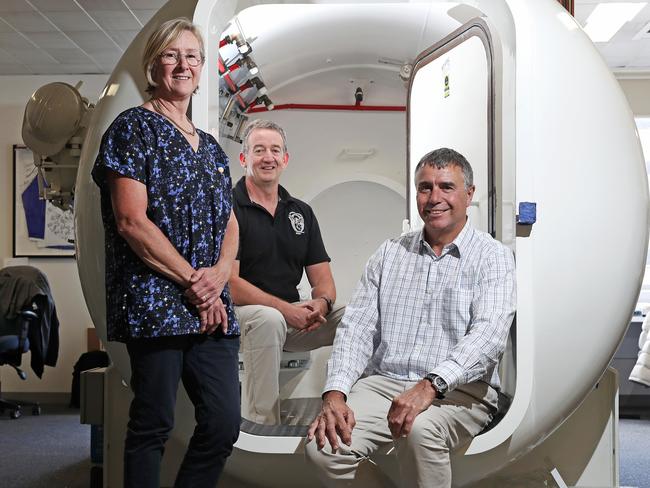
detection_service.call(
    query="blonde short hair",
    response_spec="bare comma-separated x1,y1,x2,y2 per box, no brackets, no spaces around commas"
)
142,18,205,95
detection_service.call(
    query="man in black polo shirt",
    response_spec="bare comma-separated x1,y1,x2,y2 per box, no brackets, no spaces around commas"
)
230,119,345,425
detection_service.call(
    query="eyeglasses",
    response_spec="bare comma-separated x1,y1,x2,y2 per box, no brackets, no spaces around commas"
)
159,51,204,67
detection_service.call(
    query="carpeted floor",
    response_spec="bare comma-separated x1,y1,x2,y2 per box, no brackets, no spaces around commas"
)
0,403,90,488
619,418,650,488
0,403,648,488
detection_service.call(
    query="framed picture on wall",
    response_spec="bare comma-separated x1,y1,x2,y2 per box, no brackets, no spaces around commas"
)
13,144,75,258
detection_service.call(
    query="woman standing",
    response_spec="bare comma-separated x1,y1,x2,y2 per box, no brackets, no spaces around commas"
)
92,18,240,488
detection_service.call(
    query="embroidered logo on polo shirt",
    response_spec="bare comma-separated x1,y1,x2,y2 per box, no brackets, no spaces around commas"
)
288,212,305,235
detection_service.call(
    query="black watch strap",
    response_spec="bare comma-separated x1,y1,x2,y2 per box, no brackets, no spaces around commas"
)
319,296,333,314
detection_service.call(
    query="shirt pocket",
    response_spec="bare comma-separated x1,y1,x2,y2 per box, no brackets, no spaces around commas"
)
440,285,474,333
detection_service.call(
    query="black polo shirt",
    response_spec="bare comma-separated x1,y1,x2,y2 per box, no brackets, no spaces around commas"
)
233,177,330,303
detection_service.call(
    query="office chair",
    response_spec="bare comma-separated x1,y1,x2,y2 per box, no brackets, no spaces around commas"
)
0,307,42,419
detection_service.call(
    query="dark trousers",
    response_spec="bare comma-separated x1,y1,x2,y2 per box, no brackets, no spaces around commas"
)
124,333,240,488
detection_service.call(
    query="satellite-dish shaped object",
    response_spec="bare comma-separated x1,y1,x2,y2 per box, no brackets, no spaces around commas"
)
22,82,86,157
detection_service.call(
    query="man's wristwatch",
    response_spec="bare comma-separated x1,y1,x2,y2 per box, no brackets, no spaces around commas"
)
318,296,333,314
424,373,448,399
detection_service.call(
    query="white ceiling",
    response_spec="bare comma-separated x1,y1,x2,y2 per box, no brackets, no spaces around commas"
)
0,0,165,75
574,0,650,74
0,0,649,76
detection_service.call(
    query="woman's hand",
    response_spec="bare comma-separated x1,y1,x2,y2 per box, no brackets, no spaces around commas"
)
199,297,228,335
185,264,229,309
186,264,230,334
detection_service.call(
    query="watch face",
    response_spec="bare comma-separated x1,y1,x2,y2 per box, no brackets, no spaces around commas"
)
433,376,448,393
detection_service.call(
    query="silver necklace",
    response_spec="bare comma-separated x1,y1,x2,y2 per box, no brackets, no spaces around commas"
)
150,98,197,136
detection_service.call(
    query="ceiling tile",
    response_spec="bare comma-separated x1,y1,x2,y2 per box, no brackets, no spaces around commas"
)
629,41,650,57
92,10,142,31
0,63,32,74
27,32,77,49
15,47,60,65
601,40,642,55
29,0,82,12
0,19,15,33
574,4,596,24
42,11,100,32
66,30,120,52
623,19,650,33
27,63,103,74
0,48,17,63
604,56,634,69
124,0,167,8
0,0,35,13
110,30,140,50
0,12,57,33
628,54,650,68
132,9,158,25
0,31,36,50
77,0,130,11
92,51,122,64
0,0,644,78
97,62,119,73
43,48,96,64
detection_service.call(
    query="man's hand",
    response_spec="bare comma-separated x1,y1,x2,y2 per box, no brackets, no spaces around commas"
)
387,380,435,438
296,299,328,331
307,391,355,452
185,265,229,310
279,301,326,331
198,297,228,335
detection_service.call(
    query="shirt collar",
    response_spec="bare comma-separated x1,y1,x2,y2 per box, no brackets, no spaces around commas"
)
418,218,473,258
233,176,295,207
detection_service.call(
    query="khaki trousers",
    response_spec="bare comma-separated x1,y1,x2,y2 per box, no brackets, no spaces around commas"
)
304,375,498,488
236,303,345,425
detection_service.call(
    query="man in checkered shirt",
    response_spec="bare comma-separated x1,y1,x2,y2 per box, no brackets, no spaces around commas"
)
306,148,516,488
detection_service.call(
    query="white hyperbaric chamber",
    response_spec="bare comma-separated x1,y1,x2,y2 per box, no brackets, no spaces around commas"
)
73,0,648,487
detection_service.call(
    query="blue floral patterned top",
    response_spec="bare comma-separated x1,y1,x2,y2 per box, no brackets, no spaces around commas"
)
92,107,239,342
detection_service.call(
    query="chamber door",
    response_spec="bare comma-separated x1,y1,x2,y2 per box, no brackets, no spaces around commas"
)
407,19,496,237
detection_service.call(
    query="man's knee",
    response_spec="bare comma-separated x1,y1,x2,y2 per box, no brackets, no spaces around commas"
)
304,438,326,469
237,305,287,346
329,303,346,322
305,439,352,476
399,414,449,454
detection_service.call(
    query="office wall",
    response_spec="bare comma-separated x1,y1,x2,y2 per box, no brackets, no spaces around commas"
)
618,78,650,117
0,75,108,395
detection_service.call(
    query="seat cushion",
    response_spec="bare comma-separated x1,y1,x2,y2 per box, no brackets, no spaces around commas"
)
0,335,30,356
